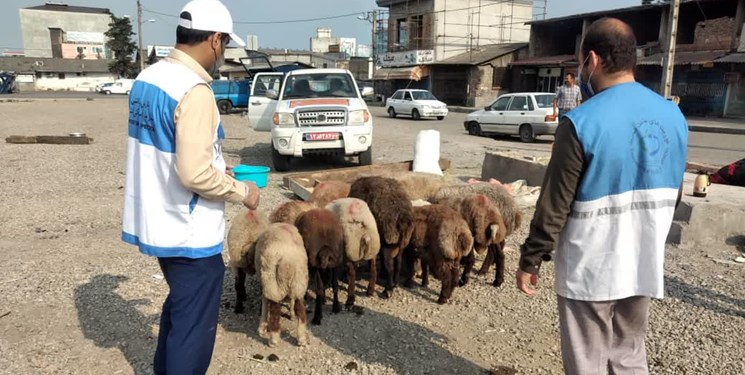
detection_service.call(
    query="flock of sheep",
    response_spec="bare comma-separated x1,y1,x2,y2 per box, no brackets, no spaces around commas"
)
226,173,522,348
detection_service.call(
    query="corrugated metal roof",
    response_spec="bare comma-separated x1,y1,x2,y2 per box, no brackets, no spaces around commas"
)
637,50,729,66
25,4,111,15
0,57,111,74
509,54,577,66
715,53,745,63
431,43,527,66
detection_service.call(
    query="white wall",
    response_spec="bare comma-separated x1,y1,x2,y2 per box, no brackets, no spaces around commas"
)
35,72,117,91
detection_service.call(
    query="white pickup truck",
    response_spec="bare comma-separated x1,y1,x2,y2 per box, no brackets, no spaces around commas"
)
248,69,374,171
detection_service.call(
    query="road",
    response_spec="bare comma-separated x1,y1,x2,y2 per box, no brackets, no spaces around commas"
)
2,91,122,100
369,107,745,167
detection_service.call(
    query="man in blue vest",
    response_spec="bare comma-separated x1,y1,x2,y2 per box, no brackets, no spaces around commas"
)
516,18,688,374
122,1,260,373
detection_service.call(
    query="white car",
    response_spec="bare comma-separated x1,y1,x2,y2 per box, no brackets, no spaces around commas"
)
386,89,448,120
99,79,133,95
248,69,374,171
464,92,558,142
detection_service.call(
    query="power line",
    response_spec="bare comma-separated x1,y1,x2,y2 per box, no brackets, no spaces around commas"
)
142,7,366,25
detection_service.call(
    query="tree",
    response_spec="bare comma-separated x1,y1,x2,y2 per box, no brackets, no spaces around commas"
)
105,15,138,78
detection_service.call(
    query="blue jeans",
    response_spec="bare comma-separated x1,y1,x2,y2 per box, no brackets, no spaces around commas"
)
154,254,225,375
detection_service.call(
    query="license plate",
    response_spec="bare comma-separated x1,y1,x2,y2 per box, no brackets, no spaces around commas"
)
305,132,340,141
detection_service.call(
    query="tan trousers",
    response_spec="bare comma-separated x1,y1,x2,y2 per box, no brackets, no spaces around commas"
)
558,295,651,375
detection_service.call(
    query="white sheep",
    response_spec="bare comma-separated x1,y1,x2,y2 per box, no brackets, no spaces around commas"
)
254,223,310,347
226,209,270,313
325,198,381,308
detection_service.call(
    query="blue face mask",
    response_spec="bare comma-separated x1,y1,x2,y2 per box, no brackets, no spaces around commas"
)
578,54,596,99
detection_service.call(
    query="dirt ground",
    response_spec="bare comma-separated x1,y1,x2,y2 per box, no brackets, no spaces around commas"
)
0,99,744,375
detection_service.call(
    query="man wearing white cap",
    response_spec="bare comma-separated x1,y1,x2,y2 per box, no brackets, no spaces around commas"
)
121,1,258,373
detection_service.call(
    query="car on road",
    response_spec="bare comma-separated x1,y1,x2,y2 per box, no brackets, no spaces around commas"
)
386,89,448,120
98,79,133,95
248,69,375,172
464,92,558,142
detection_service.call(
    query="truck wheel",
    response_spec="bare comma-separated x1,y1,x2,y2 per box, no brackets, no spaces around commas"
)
104,90,111,95
217,100,233,115
412,109,421,120
358,147,373,166
519,124,536,143
271,144,291,172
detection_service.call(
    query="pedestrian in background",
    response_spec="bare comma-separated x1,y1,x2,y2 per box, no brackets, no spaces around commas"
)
121,0,259,373
553,73,581,117
516,17,688,374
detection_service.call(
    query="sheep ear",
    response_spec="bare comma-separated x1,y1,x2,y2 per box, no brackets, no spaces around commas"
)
488,224,500,243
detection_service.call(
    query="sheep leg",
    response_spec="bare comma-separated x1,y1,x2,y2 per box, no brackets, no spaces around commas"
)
421,262,430,288
331,267,342,313
234,268,247,314
439,263,461,305
477,247,495,276
366,258,377,297
459,252,476,286
393,250,403,288
402,248,417,289
492,242,506,287
345,261,357,308
311,267,325,326
258,297,269,337
294,298,308,347
381,248,396,299
267,300,282,347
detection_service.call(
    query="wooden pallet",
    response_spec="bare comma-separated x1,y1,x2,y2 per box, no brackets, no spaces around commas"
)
284,159,451,201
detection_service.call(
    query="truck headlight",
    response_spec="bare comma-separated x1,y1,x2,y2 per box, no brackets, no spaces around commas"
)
349,109,370,124
272,112,295,127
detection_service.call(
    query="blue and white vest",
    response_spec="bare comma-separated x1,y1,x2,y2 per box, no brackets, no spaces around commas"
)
558,82,688,301
122,59,227,258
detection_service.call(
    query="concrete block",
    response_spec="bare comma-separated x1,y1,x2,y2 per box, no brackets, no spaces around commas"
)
481,152,548,186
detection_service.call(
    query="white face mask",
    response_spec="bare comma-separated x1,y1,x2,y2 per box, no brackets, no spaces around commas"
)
210,37,227,78
578,54,597,99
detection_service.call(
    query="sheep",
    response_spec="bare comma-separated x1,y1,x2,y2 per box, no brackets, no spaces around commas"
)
226,209,270,313
325,198,381,309
433,183,521,283
254,223,310,347
389,171,448,201
438,194,507,287
348,176,414,299
402,204,474,304
269,200,316,224
295,208,345,326
309,180,351,207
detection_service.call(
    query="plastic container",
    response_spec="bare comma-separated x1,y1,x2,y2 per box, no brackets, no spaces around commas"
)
232,164,270,188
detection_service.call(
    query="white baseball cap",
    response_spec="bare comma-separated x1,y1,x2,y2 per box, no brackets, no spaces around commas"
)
178,0,245,47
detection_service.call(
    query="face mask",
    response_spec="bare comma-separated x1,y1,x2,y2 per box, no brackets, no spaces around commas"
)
578,54,597,99
210,37,227,78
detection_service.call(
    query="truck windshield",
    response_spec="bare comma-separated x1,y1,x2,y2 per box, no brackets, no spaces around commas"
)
283,73,357,99
411,91,437,100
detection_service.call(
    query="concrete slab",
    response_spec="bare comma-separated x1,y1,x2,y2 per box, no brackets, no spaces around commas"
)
481,152,548,187
667,173,745,246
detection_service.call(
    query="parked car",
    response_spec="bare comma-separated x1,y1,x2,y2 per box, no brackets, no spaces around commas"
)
248,69,375,172
99,79,133,95
212,79,250,114
464,92,558,142
386,89,448,120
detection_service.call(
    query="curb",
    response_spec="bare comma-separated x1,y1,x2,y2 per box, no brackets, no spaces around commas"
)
688,125,745,135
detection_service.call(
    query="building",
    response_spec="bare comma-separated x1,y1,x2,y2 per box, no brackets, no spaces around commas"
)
0,56,115,91
310,28,358,57
510,0,745,118
146,45,174,65
374,0,532,105
19,3,112,59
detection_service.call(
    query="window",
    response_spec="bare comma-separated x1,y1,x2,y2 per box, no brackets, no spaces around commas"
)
492,67,507,89
254,75,281,97
282,73,357,99
392,91,404,100
412,15,424,49
404,91,413,101
534,94,555,109
508,96,528,111
58,73,66,80
492,96,511,111
396,18,408,49
411,91,436,100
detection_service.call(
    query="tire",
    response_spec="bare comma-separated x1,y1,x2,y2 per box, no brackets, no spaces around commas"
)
104,91,111,95
217,100,233,115
437,116,445,120
125,90,130,95
467,121,483,137
387,107,397,118
519,124,536,143
358,147,373,166
412,109,421,121
271,144,291,172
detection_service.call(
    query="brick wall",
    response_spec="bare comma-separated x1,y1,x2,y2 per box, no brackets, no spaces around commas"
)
694,17,735,50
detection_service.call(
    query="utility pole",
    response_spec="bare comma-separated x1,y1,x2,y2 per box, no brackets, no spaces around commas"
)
137,0,144,73
371,10,377,87
660,0,680,99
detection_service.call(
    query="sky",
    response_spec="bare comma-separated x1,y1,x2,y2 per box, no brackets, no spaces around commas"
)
0,0,641,53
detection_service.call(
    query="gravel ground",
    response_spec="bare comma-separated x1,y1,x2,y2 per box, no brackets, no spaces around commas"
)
0,99,743,375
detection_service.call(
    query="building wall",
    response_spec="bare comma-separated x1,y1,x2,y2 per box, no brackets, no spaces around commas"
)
19,9,111,58
60,43,106,60
33,72,116,91
311,37,341,54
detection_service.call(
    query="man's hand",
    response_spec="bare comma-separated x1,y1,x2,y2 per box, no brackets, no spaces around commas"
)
242,182,260,210
516,269,539,296
226,164,235,177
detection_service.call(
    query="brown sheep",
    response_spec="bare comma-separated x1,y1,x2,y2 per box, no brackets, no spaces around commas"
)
433,183,521,281
389,171,448,201
269,200,316,224
349,176,414,299
226,209,270,313
295,208,345,326
403,204,474,304
440,195,507,287
309,181,351,207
